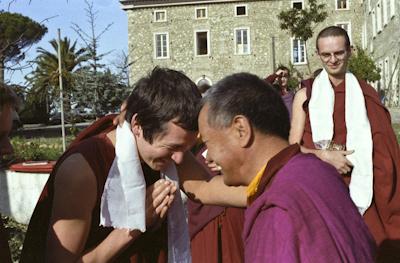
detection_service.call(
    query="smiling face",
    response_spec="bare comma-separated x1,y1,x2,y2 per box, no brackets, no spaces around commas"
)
198,105,244,186
133,118,198,171
317,36,351,80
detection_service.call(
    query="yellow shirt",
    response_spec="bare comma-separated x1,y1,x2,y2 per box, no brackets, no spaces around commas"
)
246,164,267,204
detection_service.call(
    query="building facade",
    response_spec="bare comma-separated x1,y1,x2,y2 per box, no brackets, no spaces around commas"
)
362,0,399,106
120,0,364,87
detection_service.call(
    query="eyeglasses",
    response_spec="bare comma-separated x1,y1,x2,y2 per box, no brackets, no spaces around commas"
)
318,50,347,62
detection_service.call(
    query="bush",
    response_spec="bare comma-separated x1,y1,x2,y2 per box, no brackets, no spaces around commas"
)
10,136,74,161
1,215,27,262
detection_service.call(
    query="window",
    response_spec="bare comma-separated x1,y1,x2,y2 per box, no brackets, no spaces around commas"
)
362,21,367,49
390,0,396,18
372,9,376,37
378,61,384,90
292,0,303,9
195,30,210,56
154,10,167,22
154,33,169,59
195,7,207,19
235,5,247,16
336,0,348,10
335,22,351,43
377,1,382,32
234,28,250,55
292,38,306,64
384,58,390,87
383,0,388,25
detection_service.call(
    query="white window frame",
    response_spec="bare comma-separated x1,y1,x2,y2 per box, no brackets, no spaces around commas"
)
194,29,210,57
362,21,367,49
195,7,208,19
378,60,384,90
384,57,390,87
335,21,352,43
383,0,388,25
291,38,307,65
154,32,169,59
235,4,248,17
389,0,396,18
368,0,372,13
377,1,383,32
372,8,377,37
153,10,167,22
291,0,304,9
234,27,251,55
336,0,349,10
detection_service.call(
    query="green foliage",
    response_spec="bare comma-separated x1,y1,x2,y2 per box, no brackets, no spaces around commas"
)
0,11,47,64
10,136,71,161
26,37,89,117
73,68,130,115
278,0,327,42
348,46,381,83
1,215,27,263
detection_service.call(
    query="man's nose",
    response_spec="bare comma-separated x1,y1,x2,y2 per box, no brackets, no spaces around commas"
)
171,151,184,164
329,54,338,63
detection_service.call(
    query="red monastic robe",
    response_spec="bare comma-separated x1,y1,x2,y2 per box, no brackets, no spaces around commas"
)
302,78,400,260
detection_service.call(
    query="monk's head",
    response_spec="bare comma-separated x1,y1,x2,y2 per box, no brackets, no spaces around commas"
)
199,73,290,186
316,26,352,79
125,67,201,170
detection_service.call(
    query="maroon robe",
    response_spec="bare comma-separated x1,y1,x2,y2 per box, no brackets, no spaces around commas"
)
302,78,400,260
245,145,375,262
20,115,168,262
189,146,244,263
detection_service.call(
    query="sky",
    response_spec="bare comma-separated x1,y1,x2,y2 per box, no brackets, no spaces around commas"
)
1,0,128,85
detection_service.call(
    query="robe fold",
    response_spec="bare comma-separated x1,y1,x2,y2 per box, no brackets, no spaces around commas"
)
21,115,168,263
302,78,400,260
244,144,375,263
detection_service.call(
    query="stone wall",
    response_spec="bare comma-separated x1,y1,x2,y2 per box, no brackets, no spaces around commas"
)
125,0,364,84
363,0,399,106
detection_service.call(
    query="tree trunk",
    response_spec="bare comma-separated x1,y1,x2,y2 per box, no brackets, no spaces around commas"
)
0,58,5,84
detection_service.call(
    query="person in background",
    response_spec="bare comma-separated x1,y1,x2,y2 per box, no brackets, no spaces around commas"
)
0,83,17,263
265,65,295,119
289,26,400,261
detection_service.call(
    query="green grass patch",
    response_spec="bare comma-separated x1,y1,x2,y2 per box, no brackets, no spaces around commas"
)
393,123,400,143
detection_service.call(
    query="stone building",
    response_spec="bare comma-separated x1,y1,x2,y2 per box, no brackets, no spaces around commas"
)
120,0,363,86
362,0,399,106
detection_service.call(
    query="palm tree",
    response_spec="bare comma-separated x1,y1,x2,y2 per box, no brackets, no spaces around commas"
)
26,37,89,118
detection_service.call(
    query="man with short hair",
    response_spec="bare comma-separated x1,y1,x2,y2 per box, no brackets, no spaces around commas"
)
290,26,400,259
21,67,245,262
199,72,375,262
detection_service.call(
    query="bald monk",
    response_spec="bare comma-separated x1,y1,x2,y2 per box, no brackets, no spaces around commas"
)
290,26,400,261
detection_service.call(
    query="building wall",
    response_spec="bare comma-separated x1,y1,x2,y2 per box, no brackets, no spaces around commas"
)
125,0,364,85
363,0,399,106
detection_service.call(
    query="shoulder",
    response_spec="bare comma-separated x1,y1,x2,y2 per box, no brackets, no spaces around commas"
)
357,79,380,101
53,153,98,209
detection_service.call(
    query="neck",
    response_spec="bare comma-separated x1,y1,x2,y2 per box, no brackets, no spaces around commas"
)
106,129,117,147
328,73,345,87
240,134,289,186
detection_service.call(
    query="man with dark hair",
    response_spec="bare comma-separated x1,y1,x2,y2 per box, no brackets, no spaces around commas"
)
290,26,400,260
199,72,375,262
265,65,294,119
21,67,245,262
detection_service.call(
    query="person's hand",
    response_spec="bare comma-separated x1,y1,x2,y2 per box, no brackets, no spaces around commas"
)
145,179,177,230
318,150,354,175
112,100,127,126
205,159,222,175
275,69,285,77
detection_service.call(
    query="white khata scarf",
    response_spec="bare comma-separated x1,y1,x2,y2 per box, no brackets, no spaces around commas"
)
309,69,373,215
100,121,191,263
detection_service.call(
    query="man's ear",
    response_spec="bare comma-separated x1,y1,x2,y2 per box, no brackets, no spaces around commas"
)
231,115,253,148
130,113,141,136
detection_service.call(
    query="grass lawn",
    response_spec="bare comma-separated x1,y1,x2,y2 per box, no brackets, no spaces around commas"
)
393,123,400,143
